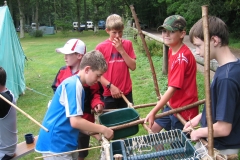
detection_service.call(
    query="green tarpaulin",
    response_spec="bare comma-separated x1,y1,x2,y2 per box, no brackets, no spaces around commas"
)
0,5,26,99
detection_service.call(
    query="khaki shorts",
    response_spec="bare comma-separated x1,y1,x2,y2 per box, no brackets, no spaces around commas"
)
42,152,78,160
195,142,239,157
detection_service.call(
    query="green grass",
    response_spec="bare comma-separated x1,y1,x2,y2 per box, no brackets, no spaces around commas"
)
17,30,111,159
229,37,240,49
16,29,208,159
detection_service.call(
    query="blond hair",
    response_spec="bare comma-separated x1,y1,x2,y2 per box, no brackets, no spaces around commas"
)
106,14,124,30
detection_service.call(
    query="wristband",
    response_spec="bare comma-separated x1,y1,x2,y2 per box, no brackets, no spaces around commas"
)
106,82,111,89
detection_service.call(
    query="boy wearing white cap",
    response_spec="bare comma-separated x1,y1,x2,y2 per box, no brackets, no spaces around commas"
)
51,39,104,160
35,50,113,160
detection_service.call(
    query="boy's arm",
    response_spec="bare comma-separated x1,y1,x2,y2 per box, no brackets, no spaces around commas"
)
190,121,232,141
70,116,114,140
51,76,58,92
144,86,176,128
0,92,12,118
90,83,104,113
119,50,136,71
51,69,61,93
113,38,136,71
100,76,122,98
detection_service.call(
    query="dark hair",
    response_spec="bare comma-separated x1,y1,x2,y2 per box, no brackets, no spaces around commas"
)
0,67,7,86
80,50,107,72
189,16,229,46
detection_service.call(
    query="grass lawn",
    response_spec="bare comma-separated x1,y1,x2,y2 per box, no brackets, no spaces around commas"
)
15,29,213,159
17,30,112,159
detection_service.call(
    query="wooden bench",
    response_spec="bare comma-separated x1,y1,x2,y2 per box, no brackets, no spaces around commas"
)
12,136,38,159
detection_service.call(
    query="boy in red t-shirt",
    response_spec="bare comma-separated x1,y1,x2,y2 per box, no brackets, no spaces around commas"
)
52,39,104,160
96,14,136,109
144,15,199,133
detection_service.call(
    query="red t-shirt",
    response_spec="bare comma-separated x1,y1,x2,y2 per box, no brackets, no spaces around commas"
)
168,44,199,120
96,39,136,96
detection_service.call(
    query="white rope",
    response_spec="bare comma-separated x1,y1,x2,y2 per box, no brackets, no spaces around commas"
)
101,136,111,160
194,140,212,159
7,79,52,98
181,129,228,160
137,135,152,153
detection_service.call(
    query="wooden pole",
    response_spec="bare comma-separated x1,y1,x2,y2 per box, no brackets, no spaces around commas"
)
129,5,189,122
202,5,214,157
0,94,49,132
103,99,205,131
162,44,169,75
133,102,157,109
101,102,158,113
130,5,161,98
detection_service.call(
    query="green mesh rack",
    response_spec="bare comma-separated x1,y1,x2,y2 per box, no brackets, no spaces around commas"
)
110,129,199,160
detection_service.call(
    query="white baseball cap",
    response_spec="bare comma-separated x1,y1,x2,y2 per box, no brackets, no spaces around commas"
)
56,39,86,54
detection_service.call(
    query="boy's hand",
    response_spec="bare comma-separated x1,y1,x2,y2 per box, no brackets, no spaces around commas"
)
112,37,124,53
110,84,122,98
144,111,155,128
190,130,201,141
183,114,201,131
94,104,104,113
183,121,192,131
102,127,114,140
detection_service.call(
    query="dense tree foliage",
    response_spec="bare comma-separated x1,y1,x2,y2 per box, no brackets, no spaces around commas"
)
1,0,239,36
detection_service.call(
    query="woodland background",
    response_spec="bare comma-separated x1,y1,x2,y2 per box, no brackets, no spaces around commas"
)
1,0,240,38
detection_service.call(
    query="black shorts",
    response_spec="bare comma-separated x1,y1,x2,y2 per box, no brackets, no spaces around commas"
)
2,154,14,160
155,106,184,131
78,132,90,158
103,92,133,109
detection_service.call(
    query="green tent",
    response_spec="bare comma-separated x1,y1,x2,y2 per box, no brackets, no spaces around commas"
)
0,5,26,99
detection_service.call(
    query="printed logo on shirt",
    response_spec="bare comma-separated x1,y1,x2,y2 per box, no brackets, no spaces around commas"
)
109,52,124,63
171,53,188,69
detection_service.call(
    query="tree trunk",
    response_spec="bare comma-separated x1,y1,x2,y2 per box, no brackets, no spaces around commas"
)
17,0,25,38
76,0,80,30
84,0,87,30
32,8,34,23
8,0,13,17
47,0,51,26
54,0,57,32
35,0,39,30
94,5,98,33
